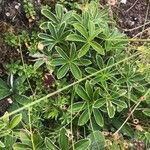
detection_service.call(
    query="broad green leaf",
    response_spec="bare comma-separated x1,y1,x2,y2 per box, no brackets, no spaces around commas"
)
85,81,93,99
70,63,82,80
13,143,30,150
55,4,63,19
88,20,95,37
75,58,91,66
88,131,105,150
73,23,88,38
96,54,104,69
78,43,90,58
59,128,69,150
66,34,86,42
85,67,97,74
90,41,104,55
41,8,58,23
73,139,90,150
38,33,54,41
93,88,100,100
48,23,57,38
143,109,150,117
0,78,11,100
76,85,89,101
93,109,104,127
112,100,127,108
57,64,69,79
9,114,22,129
78,109,91,126
93,98,106,108
106,101,115,118
69,102,86,113
40,22,49,30
55,46,69,60
58,23,66,37
51,58,66,66
3,112,9,125
19,130,31,146
45,137,59,150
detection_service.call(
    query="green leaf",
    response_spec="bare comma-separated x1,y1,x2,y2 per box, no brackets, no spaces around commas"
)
38,33,54,42
41,8,58,23
75,58,91,66
85,67,97,74
13,143,30,150
73,139,90,150
90,41,104,55
0,78,11,100
93,98,106,108
9,114,22,129
93,109,104,127
59,128,69,150
55,46,69,60
34,59,44,70
69,102,86,113
76,85,89,101
70,63,82,79
85,81,93,99
96,54,104,69
88,131,105,150
19,130,31,146
143,108,150,117
66,34,86,42
45,137,59,150
112,100,127,108
73,23,88,38
0,141,5,148
58,23,66,37
48,22,57,38
78,43,90,58
107,101,115,118
55,4,63,19
3,111,9,125
51,58,66,66
88,20,95,37
145,132,150,142
78,109,90,126
57,64,69,79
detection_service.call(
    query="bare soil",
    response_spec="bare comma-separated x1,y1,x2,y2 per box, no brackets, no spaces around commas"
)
113,0,150,37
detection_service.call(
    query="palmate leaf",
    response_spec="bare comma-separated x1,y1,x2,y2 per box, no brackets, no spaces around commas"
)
90,41,104,55
69,102,86,113
85,81,93,99
106,101,116,118
0,78,11,100
70,63,82,80
66,34,86,42
78,109,90,126
41,7,58,24
75,85,90,101
51,58,67,66
59,128,69,150
73,23,88,38
78,43,90,58
55,46,69,60
45,137,59,150
73,139,91,150
93,108,104,127
57,64,69,79
88,131,105,150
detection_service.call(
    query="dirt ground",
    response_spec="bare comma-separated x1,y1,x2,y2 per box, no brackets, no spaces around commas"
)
113,0,150,37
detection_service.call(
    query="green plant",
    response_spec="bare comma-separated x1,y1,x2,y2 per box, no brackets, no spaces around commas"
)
23,0,36,22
